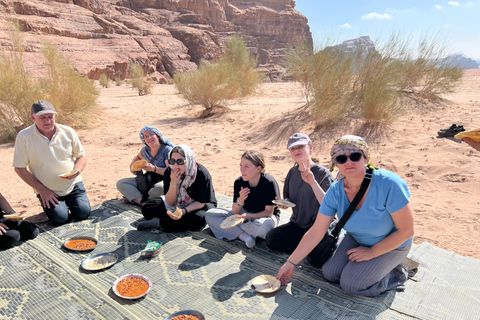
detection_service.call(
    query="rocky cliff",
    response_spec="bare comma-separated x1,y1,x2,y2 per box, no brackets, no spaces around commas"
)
0,0,311,82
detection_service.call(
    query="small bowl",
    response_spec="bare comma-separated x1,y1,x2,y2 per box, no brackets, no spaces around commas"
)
164,310,205,320
63,236,98,252
112,274,152,300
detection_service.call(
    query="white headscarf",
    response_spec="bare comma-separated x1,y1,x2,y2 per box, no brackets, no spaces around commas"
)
168,144,198,208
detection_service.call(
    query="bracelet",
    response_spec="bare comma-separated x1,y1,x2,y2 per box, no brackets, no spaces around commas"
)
153,165,157,173
286,259,297,267
236,200,244,206
183,208,188,215
250,213,253,221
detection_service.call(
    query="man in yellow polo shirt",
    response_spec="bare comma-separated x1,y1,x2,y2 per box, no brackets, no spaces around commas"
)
13,100,91,225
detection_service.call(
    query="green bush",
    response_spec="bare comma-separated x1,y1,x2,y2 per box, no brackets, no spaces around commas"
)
0,20,99,143
129,62,152,95
99,74,110,88
115,76,123,86
285,32,463,127
174,34,263,112
41,42,98,126
0,20,42,143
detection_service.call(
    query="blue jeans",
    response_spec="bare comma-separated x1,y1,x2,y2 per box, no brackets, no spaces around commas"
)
38,182,91,225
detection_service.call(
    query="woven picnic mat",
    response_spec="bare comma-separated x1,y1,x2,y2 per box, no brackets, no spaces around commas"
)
0,196,479,319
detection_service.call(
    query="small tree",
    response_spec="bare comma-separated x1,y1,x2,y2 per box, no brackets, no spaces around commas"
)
41,42,98,125
174,35,263,113
129,62,151,95
0,20,42,142
99,74,110,88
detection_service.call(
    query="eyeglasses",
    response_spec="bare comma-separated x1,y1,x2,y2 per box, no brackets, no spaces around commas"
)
143,134,157,139
168,158,185,165
336,152,363,164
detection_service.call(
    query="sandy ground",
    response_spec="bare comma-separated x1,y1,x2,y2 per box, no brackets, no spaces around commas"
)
1,71,479,258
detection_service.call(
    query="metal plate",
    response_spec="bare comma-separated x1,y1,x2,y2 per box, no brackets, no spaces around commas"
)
81,252,118,271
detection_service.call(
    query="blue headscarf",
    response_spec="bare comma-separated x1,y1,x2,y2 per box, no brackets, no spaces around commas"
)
139,125,174,148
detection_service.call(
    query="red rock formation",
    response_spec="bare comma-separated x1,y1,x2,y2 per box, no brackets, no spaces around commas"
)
0,0,311,81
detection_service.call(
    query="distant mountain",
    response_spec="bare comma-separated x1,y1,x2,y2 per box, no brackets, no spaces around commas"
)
444,54,479,70
324,36,377,58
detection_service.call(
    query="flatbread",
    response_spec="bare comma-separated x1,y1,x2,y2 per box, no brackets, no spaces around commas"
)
220,215,244,229
130,159,147,171
3,213,25,221
272,199,296,208
454,128,480,142
59,168,79,178
251,275,281,294
168,207,183,218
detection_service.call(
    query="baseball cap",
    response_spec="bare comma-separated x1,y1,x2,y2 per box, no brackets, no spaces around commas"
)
287,133,311,149
31,100,57,116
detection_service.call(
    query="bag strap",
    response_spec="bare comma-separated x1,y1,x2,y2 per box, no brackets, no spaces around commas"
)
331,167,373,238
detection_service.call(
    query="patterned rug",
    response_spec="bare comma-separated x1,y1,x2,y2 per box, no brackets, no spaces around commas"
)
1,196,479,320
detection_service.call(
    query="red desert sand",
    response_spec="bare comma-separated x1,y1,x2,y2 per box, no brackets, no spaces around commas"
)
1,70,479,258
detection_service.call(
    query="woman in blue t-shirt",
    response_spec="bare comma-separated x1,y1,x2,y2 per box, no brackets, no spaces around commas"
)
277,135,414,297
116,125,174,205
205,150,280,249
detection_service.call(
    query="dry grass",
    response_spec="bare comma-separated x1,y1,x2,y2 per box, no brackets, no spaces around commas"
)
129,62,152,95
174,35,263,113
285,31,463,128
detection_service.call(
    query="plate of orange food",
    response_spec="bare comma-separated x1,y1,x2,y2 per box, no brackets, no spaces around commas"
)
63,236,98,252
164,310,205,320
112,273,152,300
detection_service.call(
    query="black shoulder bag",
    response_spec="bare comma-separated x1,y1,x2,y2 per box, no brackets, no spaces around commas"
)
135,149,164,202
307,167,373,268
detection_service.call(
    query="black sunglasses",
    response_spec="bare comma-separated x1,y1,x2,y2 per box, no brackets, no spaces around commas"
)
168,158,185,165
336,152,363,164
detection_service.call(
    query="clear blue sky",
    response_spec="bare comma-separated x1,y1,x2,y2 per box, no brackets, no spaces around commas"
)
295,0,480,59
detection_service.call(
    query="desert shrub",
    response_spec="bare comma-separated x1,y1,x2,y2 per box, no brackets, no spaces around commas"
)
284,44,315,104
129,62,152,95
99,74,110,88
115,76,123,86
174,34,263,111
0,20,43,142
41,42,98,126
286,31,463,127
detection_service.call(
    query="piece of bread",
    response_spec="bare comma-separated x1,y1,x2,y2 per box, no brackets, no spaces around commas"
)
59,168,79,178
167,207,183,218
130,159,147,171
454,129,480,142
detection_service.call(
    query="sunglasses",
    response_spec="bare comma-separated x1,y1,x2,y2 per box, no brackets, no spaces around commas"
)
168,158,185,165
336,152,363,164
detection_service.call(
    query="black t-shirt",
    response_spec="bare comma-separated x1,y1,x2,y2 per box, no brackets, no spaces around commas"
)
164,163,217,207
233,173,280,216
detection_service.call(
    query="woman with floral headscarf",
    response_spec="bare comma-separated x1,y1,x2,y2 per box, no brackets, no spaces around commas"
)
116,125,174,205
277,135,414,297
137,144,217,232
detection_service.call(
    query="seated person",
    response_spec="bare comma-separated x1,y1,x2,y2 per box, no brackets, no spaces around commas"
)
266,133,334,256
138,144,217,232
117,125,174,205
205,150,280,249
0,192,39,249
14,100,90,225
277,135,414,297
